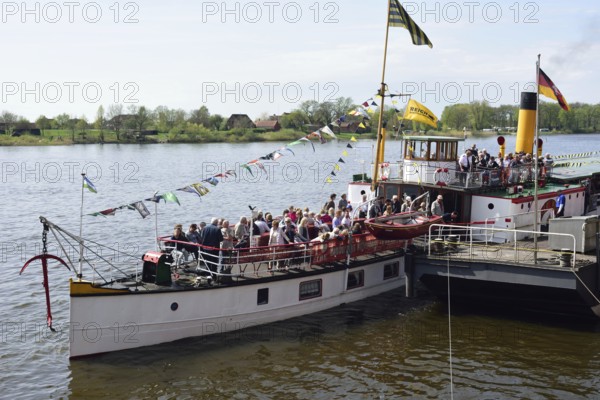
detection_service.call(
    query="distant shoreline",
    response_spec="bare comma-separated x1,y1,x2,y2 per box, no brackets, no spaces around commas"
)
1,129,596,146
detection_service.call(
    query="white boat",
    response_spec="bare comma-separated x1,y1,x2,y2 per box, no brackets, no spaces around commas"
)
25,218,406,358
21,0,441,358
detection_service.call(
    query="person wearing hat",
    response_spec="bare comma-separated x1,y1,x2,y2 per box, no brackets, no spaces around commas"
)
431,195,444,217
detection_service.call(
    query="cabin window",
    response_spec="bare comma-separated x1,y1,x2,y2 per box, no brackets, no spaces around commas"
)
384,262,400,279
488,203,495,210
299,280,322,300
430,142,438,161
257,288,269,305
347,270,364,290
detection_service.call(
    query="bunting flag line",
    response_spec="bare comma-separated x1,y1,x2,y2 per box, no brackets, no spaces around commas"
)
84,122,360,219
539,68,570,111
389,0,433,48
83,176,97,193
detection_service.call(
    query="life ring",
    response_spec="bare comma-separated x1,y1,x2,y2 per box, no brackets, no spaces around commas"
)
434,168,450,186
380,163,391,180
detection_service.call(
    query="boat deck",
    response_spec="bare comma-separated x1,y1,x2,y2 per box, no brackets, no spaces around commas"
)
412,228,597,271
93,234,405,293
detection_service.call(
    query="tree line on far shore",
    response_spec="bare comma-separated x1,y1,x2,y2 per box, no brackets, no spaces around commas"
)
1,98,599,143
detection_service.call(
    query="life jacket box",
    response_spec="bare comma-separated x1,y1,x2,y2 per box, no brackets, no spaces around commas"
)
142,251,172,285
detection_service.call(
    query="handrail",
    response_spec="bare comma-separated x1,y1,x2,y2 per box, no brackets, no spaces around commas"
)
427,224,577,268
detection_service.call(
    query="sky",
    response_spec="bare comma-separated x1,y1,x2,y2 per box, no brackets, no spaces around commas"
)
1,0,599,122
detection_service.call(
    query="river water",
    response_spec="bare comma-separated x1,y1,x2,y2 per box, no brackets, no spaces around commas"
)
1,135,600,399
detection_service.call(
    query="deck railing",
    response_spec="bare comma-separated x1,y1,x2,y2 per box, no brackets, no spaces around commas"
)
427,224,578,268
387,163,544,189
160,233,404,279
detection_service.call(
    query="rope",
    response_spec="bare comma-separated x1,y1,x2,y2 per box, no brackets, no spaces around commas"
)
447,255,454,399
571,268,600,306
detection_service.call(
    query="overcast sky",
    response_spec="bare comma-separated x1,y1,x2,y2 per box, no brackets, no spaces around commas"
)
1,0,598,121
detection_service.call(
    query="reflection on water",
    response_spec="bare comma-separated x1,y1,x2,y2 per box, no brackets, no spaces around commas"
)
66,290,600,399
2,136,600,399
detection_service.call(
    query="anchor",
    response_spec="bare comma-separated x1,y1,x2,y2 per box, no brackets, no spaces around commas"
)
20,222,70,332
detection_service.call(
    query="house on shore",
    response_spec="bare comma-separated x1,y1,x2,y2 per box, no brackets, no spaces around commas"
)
254,120,281,132
226,114,256,130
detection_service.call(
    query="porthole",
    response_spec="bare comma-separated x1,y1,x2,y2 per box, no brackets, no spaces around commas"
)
171,302,179,311
488,203,494,210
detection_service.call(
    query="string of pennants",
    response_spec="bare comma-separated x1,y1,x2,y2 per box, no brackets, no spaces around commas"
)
84,123,340,219
323,138,357,185
84,91,438,219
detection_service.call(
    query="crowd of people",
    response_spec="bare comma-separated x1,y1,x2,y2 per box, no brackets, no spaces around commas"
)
167,192,372,269
458,143,554,186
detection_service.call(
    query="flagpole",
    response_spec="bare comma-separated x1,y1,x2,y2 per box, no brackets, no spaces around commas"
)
533,54,541,262
153,191,159,251
371,0,392,192
78,173,85,279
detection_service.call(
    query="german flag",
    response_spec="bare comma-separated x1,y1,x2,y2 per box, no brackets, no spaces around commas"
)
389,0,433,48
539,68,570,111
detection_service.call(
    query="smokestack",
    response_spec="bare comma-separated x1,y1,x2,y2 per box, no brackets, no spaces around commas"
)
515,92,537,154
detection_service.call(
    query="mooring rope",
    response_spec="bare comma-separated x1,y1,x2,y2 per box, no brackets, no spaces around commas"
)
447,255,454,399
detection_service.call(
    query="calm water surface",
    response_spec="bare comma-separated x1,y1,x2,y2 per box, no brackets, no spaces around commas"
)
1,135,600,399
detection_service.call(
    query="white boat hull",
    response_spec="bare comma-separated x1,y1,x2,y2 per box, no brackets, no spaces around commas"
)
70,258,405,358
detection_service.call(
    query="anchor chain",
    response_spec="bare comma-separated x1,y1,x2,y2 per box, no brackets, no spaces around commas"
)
20,219,71,332
42,222,48,254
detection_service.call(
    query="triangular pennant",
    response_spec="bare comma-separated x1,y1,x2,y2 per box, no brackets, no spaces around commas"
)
338,158,345,163
320,126,337,139
241,164,254,176
162,192,181,205
350,136,357,142
342,150,348,156
346,144,353,149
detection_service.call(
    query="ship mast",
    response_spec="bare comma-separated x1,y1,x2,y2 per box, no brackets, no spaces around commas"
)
371,0,392,192
533,54,541,261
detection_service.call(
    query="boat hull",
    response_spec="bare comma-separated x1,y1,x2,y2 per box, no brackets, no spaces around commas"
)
70,256,405,358
365,214,443,240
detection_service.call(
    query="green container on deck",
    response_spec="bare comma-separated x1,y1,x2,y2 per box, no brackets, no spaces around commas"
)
142,251,172,286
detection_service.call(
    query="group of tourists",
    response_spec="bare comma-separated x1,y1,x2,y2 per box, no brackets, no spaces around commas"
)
168,193,367,267
458,144,554,186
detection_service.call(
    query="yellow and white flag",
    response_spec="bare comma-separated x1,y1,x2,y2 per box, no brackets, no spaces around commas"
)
403,99,438,129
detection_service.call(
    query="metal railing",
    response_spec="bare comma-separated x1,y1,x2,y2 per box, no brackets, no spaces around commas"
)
159,233,404,281
427,224,577,268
